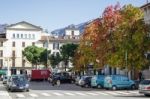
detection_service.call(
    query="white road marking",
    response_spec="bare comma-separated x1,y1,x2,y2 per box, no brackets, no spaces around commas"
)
115,91,131,95
0,92,9,96
41,93,51,96
74,92,87,96
16,94,25,98
53,92,64,96
95,92,109,95
29,93,38,97
64,92,75,96
86,92,99,96
105,91,121,95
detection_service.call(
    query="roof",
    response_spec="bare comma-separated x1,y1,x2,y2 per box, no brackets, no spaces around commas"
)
7,21,43,31
39,36,80,43
141,2,150,8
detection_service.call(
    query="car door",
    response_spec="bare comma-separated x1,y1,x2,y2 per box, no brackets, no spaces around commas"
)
121,76,130,88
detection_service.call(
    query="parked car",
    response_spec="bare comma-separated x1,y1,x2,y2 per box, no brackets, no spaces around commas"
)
139,79,150,97
75,76,81,85
79,76,92,88
91,75,105,88
6,75,29,92
104,75,135,90
2,75,8,84
51,72,74,85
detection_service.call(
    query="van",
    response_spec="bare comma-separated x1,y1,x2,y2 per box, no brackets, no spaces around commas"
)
91,75,104,88
104,75,135,90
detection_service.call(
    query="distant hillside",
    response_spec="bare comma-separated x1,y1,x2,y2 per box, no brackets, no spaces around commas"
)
51,21,91,36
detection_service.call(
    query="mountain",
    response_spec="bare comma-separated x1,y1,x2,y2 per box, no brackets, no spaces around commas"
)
51,21,91,36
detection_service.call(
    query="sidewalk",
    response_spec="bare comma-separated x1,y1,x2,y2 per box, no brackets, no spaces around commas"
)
0,81,12,99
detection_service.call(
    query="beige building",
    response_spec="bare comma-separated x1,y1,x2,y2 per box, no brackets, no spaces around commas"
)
0,21,80,74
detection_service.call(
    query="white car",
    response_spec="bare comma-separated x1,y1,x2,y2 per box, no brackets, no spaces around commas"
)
139,79,150,97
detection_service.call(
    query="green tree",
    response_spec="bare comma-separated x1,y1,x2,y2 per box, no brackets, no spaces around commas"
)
49,52,62,68
22,46,45,68
40,49,51,68
60,43,78,71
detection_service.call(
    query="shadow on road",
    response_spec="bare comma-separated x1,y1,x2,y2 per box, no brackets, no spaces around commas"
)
29,81,102,91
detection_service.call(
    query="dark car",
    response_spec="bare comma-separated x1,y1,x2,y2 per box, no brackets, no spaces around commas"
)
6,75,29,92
51,72,74,85
79,76,92,88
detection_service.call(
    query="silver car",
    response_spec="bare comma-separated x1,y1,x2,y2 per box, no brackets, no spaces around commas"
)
139,79,150,97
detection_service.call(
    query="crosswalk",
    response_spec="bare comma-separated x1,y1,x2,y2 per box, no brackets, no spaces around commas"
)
12,90,142,98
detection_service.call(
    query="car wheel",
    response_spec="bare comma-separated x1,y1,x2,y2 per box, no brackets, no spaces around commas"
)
26,89,29,92
56,80,60,86
112,86,117,90
85,84,89,88
144,94,150,97
10,88,14,92
97,85,102,89
131,85,136,90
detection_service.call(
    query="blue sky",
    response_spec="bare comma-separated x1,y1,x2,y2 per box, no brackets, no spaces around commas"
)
0,0,147,32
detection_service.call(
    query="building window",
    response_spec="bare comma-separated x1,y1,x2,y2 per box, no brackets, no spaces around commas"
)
53,43,59,50
13,34,15,38
0,42,3,47
25,34,27,38
17,34,19,38
32,34,35,39
12,59,15,67
22,42,25,47
71,31,74,36
12,51,15,57
12,42,15,47
32,42,35,46
0,50,3,57
22,59,25,67
29,34,31,39
21,34,23,38
0,59,3,67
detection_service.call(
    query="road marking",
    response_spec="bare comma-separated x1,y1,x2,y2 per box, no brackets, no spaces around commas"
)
115,91,131,95
95,92,109,95
16,94,25,98
64,92,75,96
0,91,9,96
41,93,51,96
29,93,38,97
53,92,64,96
105,91,121,95
86,92,99,96
74,92,87,96
128,91,139,94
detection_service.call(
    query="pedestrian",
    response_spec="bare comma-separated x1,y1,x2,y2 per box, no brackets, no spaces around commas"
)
138,71,143,82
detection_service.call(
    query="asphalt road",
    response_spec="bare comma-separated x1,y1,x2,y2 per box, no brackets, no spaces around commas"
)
1,81,149,99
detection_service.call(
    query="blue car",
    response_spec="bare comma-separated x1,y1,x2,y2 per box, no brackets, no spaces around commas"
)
104,75,135,90
91,75,105,88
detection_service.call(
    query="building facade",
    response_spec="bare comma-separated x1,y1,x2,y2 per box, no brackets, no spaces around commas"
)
0,21,80,74
0,21,48,74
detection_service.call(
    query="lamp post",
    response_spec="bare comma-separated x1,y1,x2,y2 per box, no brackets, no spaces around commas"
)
46,34,53,72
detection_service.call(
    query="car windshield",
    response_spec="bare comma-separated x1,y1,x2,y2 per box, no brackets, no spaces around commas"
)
140,80,150,85
12,76,27,82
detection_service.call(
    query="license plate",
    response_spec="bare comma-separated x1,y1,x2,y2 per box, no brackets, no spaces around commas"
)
19,87,23,89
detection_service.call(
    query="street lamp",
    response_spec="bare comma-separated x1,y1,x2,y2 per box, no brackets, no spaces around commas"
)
46,34,53,72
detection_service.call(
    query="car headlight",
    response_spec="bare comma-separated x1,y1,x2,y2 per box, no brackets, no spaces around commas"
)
25,84,29,87
12,83,16,87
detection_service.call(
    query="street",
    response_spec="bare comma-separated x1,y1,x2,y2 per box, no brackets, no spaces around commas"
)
0,81,149,99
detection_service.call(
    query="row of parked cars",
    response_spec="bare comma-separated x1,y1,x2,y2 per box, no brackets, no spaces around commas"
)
2,74,29,92
75,75,150,96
